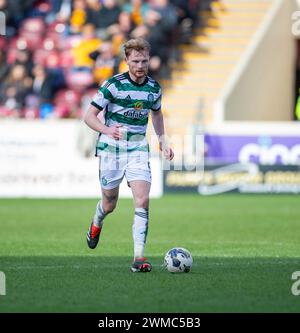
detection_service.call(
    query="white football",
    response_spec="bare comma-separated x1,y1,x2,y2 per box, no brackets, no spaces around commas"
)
164,247,193,273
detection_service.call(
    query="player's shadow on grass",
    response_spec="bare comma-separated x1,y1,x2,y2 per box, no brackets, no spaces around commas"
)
1,256,300,312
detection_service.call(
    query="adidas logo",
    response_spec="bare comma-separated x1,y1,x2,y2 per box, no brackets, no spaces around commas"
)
126,95,131,100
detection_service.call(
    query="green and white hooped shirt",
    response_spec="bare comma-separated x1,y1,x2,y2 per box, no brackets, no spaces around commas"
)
91,72,161,156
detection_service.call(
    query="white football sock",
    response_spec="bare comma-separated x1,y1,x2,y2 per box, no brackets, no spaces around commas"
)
93,201,107,228
133,208,149,259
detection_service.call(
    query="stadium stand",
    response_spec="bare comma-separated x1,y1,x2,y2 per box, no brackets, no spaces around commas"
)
0,0,209,119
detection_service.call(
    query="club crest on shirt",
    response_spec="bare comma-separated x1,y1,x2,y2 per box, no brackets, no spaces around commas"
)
134,101,143,110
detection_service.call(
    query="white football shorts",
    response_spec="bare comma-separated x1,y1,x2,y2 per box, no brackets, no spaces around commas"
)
98,151,152,190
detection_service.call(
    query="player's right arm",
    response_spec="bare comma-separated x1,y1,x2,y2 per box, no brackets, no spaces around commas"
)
84,80,123,140
84,104,123,140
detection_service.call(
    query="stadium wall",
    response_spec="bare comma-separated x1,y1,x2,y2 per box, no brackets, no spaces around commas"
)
0,120,163,198
214,0,296,122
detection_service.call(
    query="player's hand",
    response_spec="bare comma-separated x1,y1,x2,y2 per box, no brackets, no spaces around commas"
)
160,143,174,161
105,124,123,140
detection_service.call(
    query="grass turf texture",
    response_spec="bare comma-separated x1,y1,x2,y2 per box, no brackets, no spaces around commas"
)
0,194,300,313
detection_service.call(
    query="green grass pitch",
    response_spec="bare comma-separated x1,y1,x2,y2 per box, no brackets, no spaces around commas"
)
0,194,300,313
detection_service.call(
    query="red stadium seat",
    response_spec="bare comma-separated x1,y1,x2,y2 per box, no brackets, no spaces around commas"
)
0,37,6,49
54,89,82,106
10,32,43,51
65,71,94,91
33,49,49,66
23,108,40,119
54,89,82,118
21,17,46,34
9,37,28,51
43,37,56,51
53,105,71,118
59,50,74,68
44,51,60,69
7,48,18,64
59,35,82,50
8,36,18,49
0,106,14,117
44,34,60,49
48,21,67,34
19,32,43,50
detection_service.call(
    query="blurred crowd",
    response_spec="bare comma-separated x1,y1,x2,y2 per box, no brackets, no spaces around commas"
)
0,0,215,119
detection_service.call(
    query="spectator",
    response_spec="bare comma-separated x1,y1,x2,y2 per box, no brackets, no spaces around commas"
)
14,49,34,77
107,11,135,55
31,65,56,104
86,0,102,28
144,9,172,78
123,0,150,26
70,0,87,34
0,50,9,82
0,0,203,119
46,0,68,23
89,41,120,85
95,0,121,34
72,24,102,69
0,64,32,116
55,0,72,23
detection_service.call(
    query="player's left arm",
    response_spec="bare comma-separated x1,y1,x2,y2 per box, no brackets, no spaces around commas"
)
151,109,174,161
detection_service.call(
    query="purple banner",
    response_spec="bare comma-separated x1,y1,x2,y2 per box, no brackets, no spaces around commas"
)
204,134,300,165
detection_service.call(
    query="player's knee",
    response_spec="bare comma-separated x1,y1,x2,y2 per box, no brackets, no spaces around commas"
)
102,192,118,214
103,201,117,214
102,197,118,214
135,196,149,208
